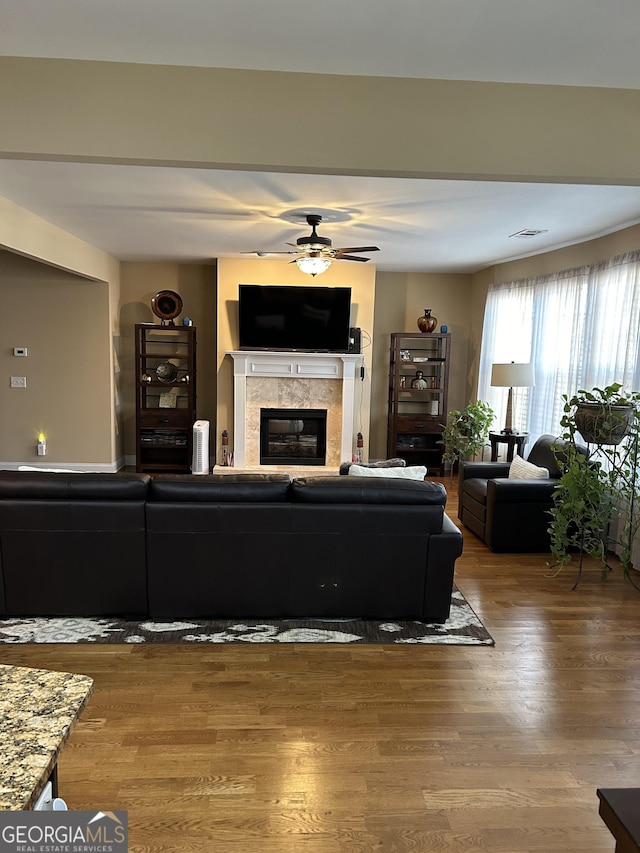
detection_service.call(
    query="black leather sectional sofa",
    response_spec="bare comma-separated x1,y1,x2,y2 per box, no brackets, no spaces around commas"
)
0,470,463,623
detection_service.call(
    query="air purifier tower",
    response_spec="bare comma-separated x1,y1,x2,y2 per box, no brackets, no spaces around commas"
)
191,420,210,474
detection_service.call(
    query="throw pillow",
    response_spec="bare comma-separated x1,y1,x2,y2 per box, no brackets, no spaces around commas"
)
508,454,550,480
339,457,406,475
364,457,406,468
348,464,427,480
18,465,83,473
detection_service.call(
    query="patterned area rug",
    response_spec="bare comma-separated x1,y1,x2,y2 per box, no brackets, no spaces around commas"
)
0,587,493,646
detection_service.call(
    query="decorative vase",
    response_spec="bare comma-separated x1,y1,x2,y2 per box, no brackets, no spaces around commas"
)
417,308,438,333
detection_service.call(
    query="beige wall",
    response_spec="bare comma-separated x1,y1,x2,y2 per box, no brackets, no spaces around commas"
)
371,272,472,459
0,194,123,468
119,262,217,462
1,58,640,185
0,195,119,285
0,252,114,466
216,258,375,461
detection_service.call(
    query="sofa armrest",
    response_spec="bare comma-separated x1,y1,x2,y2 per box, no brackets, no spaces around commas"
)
423,511,463,623
441,513,461,535
458,461,510,517
484,477,559,552
487,477,558,503
459,461,511,482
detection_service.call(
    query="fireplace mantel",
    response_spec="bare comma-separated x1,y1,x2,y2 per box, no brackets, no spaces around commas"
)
227,351,363,468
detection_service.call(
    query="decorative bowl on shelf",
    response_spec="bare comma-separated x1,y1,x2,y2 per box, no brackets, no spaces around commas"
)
156,361,179,383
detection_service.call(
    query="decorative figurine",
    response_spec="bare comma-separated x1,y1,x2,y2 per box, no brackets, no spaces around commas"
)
411,370,428,390
220,429,229,466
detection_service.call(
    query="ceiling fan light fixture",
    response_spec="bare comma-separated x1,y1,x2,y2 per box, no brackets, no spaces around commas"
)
303,241,330,251
296,256,332,276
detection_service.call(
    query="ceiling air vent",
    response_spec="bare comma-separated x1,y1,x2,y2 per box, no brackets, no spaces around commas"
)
509,228,549,238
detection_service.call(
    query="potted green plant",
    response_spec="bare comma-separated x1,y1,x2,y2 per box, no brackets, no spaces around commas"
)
440,400,494,468
570,382,636,445
548,382,640,588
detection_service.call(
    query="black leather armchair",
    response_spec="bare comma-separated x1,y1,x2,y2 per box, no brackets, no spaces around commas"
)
458,434,587,552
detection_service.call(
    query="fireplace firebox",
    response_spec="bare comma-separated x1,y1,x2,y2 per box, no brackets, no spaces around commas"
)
260,408,327,465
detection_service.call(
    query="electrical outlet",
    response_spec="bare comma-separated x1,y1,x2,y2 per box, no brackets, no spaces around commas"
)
10,376,27,388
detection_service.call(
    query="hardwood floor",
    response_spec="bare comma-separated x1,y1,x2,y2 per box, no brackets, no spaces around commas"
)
2,476,639,851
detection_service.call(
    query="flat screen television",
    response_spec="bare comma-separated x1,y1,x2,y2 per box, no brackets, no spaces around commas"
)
238,284,352,352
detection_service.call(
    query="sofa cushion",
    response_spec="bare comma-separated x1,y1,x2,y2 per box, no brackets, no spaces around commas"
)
290,475,446,505
462,477,489,506
149,472,291,502
347,464,426,480
0,471,150,500
508,454,550,480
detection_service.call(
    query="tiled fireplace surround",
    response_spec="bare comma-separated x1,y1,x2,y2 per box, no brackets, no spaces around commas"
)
228,351,363,469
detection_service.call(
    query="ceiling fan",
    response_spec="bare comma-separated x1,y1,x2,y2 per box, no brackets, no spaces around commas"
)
244,214,380,276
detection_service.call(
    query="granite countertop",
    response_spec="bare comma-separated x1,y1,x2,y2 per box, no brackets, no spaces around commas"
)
0,663,93,810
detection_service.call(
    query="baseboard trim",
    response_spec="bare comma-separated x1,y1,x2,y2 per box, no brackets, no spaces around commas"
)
1,460,123,473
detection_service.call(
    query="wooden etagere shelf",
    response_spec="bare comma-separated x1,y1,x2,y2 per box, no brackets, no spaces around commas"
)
135,323,196,473
387,331,451,475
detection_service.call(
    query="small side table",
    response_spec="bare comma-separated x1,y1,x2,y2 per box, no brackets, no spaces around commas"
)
489,431,529,463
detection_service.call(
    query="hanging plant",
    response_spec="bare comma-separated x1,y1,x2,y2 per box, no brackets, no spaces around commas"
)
571,384,635,445
548,382,640,588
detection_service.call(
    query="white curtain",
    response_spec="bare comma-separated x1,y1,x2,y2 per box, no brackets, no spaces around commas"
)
478,250,640,447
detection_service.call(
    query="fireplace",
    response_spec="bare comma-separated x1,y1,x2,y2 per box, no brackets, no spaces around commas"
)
260,408,327,465
227,351,362,468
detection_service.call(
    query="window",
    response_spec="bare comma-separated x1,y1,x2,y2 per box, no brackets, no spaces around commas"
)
478,251,640,444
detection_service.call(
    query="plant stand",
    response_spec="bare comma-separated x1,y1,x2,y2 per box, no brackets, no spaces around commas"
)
571,432,640,589
549,383,640,590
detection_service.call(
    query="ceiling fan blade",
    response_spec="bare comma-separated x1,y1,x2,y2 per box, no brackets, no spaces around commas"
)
334,253,371,262
333,246,380,254
241,250,299,256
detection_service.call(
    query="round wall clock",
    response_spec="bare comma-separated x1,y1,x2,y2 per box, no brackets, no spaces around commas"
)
151,290,183,324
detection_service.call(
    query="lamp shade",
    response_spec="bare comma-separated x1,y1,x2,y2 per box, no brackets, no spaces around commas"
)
490,362,535,388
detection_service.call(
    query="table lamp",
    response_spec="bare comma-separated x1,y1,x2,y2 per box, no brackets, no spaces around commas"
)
490,362,535,434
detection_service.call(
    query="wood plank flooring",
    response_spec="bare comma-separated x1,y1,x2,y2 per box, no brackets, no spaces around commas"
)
2,475,639,851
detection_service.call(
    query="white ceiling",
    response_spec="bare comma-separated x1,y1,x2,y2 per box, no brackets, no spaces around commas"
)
4,0,640,88
2,0,640,273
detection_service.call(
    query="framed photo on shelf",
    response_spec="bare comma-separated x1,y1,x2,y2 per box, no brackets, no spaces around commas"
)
159,392,178,409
